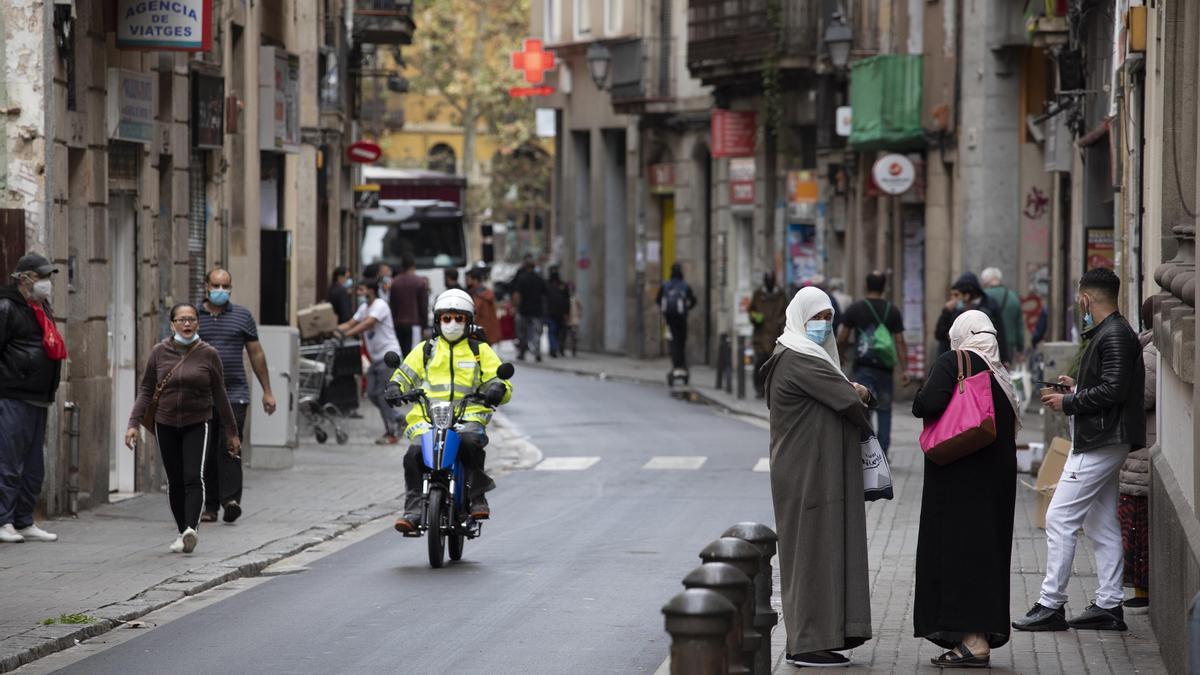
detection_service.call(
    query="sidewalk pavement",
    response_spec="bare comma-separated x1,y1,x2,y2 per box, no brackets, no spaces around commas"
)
523,352,1168,674
0,406,538,673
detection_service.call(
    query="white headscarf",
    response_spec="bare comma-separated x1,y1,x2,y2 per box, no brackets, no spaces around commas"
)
949,310,1021,427
776,286,848,382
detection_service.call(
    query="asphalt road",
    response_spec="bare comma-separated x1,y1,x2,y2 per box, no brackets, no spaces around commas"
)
52,367,773,674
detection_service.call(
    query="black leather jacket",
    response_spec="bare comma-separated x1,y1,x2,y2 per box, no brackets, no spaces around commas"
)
1063,312,1145,452
0,285,62,402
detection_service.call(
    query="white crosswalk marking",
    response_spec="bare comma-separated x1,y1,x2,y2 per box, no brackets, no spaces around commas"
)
643,456,707,470
535,456,601,471
753,457,770,472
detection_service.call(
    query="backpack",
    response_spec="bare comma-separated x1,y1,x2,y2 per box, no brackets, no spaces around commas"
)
857,301,898,369
661,281,689,317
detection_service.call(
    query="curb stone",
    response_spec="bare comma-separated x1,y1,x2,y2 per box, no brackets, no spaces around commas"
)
0,410,543,673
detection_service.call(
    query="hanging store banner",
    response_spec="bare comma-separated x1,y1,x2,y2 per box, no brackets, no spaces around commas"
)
712,110,757,158
106,68,156,144
191,72,224,149
116,0,213,52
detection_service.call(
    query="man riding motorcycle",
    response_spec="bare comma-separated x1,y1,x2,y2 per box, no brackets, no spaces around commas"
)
386,289,512,534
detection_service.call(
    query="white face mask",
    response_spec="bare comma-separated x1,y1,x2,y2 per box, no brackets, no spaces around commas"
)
31,279,52,301
441,320,465,342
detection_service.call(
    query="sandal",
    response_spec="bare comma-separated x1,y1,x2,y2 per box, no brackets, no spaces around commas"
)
931,643,990,668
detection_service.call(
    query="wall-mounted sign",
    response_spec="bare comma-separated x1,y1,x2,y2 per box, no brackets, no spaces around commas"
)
191,72,224,149
730,157,756,205
510,38,556,97
354,184,381,210
259,47,300,153
835,106,853,137
648,163,675,194
346,141,383,164
116,0,213,52
786,170,819,222
712,110,757,158
1085,227,1115,270
106,68,156,144
871,153,915,195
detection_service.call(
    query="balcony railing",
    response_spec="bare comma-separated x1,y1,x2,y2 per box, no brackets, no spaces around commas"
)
686,0,819,82
354,0,415,46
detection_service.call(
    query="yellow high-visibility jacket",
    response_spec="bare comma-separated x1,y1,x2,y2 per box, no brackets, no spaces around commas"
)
389,337,513,440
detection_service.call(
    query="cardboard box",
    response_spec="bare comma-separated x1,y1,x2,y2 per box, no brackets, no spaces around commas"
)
1021,436,1071,529
297,303,337,339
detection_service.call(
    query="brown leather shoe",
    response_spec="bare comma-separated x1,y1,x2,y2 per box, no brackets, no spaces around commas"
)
394,515,419,533
470,495,490,520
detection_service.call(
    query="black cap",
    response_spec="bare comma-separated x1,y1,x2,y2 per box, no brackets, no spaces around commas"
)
15,254,58,277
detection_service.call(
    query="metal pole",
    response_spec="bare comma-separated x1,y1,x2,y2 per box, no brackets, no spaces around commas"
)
736,335,746,399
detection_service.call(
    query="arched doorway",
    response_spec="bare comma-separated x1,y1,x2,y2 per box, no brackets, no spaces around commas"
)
426,143,457,174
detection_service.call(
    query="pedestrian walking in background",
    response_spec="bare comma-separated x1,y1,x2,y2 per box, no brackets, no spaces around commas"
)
125,303,240,554
565,283,582,356
761,286,875,668
1015,268,1144,633
1120,297,1157,612
466,267,500,345
748,272,787,398
338,277,404,444
388,254,429,355
444,268,462,291
828,277,853,330
196,269,276,524
327,265,355,324
837,271,909,455
657,263,698,375
545,266,571,358
0,253,65,544
935,272,1010,363
911,310,1018,668
512,255,547,362
981,267,1025,363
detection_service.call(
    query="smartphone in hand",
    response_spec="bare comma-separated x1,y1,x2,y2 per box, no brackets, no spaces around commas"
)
1036,380,1070,391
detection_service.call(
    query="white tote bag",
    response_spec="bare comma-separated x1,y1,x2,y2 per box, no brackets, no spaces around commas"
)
862,435,894,501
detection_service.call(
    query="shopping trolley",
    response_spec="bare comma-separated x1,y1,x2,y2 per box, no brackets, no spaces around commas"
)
298,339,350,444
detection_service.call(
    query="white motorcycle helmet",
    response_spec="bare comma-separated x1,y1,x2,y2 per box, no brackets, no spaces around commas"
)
433,288,475,343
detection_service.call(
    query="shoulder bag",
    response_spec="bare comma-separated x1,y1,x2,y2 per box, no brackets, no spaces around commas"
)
918,350,997,465
140,345,197,434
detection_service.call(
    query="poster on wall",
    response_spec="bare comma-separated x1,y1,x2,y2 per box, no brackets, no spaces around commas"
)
1085,227,1116,270
106,68,155,144
258,47,300,153
712,110,757,158
786,223,819,288
902,215,925,379
116,0,214,52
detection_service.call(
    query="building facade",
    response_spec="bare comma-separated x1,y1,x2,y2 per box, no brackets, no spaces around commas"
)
0,0,393,516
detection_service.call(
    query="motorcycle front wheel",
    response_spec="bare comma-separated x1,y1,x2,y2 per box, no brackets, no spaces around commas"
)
449,531,465,561
427,487,446,568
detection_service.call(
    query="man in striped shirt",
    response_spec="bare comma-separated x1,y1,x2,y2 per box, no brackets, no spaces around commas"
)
197,269,277,523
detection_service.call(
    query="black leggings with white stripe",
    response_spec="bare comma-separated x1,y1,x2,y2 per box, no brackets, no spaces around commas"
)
156,422,209,533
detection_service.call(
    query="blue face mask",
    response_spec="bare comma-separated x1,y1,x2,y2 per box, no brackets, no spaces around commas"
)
208,289,230,306
806,320,831,344
343,277,354,289
955,300,965,311
173,332,199,346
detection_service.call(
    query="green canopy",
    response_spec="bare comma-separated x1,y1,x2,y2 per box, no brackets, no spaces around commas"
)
849,55,924,151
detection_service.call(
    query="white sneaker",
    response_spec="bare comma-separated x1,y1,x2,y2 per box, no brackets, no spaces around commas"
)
0,524,25,543
169,536,185,553
181,527,198,554
17,524,58,542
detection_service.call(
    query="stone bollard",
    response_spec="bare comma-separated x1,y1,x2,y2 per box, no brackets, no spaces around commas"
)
683,563,754,675
663,588,737,675
700,537,764,672
722,522,779,675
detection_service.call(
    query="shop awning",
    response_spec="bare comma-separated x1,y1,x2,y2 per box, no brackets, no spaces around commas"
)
849,55,924,151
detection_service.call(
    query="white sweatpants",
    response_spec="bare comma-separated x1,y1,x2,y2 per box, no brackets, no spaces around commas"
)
1038,443,1129,610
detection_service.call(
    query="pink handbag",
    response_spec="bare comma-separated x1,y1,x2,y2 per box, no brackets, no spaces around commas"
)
918,350,997,465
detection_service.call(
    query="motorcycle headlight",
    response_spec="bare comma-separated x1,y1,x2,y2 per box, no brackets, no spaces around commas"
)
430,400,454,430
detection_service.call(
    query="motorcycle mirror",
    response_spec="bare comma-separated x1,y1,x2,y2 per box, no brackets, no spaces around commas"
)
384,351,402,368
496,363,515,380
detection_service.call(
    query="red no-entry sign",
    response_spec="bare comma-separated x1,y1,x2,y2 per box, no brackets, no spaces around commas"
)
346,141,382,164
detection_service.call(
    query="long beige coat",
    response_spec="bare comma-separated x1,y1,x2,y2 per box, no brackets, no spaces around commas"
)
764,346,874,654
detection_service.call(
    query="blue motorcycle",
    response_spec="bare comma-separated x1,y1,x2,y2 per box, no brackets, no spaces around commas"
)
383,353,514,568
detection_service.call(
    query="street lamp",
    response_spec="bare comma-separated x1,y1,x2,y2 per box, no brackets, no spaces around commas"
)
823,11,853,70
586,42,611,90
